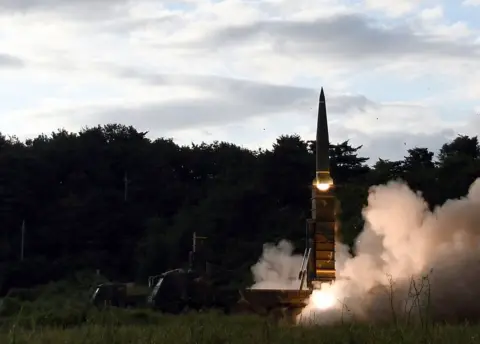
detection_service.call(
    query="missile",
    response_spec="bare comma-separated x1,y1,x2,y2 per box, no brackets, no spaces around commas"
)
305,88,336,289
314,88,333,191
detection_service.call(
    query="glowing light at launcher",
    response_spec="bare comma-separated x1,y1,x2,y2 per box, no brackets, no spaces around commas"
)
310,289,337,310
314,171,334,192
315,182,332,191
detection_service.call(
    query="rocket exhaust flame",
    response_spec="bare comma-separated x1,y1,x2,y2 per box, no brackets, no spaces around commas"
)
310,289,337,310
315,183,332,191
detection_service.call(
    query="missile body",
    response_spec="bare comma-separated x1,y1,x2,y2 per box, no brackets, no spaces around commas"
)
316,89,330,173
307,88,337,289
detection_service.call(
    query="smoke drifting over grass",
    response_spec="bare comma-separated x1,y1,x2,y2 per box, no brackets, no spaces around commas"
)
251,178,480,324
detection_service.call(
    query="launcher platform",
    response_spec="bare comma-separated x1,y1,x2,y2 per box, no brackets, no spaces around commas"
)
234,288,312,321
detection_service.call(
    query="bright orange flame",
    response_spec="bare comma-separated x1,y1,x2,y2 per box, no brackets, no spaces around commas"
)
316,183,331,191
310,290,336,310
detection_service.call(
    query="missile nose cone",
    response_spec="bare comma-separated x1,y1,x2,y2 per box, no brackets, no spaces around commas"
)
320,88,325,102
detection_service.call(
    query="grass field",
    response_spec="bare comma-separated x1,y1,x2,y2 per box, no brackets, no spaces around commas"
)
2,310,480,344
1,275,479,344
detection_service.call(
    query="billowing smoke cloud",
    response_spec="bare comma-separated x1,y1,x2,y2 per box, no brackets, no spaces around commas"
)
251,178,480,325
250,240,303,289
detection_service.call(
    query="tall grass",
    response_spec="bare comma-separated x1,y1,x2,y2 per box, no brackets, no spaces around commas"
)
2,311,480,344
1,272,479,343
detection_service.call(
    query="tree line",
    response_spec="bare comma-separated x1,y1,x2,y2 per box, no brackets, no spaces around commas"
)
0,124,478,294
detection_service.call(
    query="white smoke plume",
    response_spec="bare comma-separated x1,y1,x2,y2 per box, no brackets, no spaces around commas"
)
251,178,480,325
250,240,303,289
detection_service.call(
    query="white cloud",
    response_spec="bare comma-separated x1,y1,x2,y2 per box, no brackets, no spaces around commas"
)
420,6,443,21
0,0,479,160
364,0,420,17
463,0,480,6
465,73,480,99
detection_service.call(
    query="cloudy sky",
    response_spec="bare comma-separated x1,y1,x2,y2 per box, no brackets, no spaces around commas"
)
1,0,479,161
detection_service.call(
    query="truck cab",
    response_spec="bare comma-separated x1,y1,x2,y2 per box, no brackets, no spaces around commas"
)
91,282,127,307
148,268,215,313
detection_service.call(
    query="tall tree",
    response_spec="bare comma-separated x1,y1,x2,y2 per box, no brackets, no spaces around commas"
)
437,135,479,201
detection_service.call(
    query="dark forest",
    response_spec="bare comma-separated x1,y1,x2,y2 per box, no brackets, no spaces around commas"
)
1,124,478,295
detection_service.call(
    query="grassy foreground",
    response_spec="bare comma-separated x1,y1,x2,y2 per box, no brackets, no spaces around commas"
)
1,275,479,344
2,310,480,344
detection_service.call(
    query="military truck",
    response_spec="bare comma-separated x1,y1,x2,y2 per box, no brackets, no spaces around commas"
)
147,267,310,320
147,268,240,313
91,236,310,321
90,282,151,308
